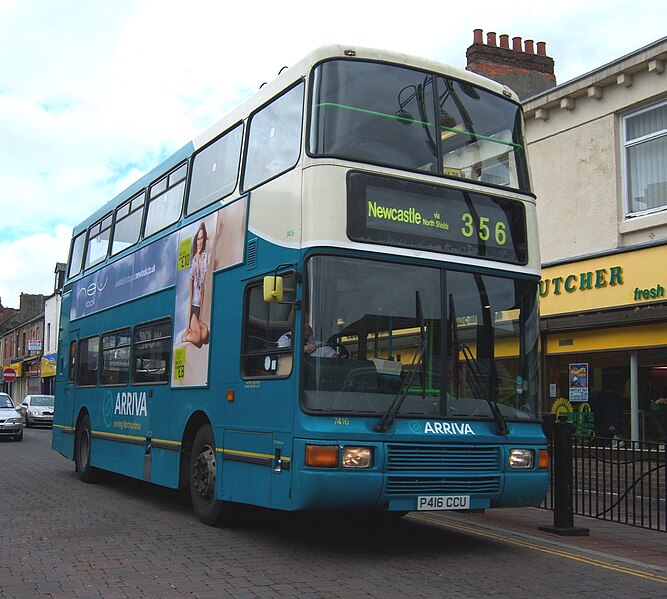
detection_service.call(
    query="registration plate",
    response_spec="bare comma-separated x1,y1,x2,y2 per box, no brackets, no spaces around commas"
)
417,495,470,511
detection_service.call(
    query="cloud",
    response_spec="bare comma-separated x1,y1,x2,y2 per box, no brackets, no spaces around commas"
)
0,0,665,306
0,225,71,307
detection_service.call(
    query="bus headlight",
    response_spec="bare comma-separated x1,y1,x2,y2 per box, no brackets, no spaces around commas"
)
509,449,534,469
342,446,373,468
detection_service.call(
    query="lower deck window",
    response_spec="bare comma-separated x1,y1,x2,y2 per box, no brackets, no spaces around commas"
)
100,328,131,386
133,319,172,384
77,336,99,387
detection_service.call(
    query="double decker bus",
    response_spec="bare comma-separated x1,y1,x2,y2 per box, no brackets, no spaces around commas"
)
53,45,548,525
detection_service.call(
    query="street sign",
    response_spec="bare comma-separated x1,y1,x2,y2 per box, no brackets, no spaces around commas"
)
2,367,17,383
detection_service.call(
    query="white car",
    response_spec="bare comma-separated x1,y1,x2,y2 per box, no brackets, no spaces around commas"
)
0,392,23,441
17,394,55,427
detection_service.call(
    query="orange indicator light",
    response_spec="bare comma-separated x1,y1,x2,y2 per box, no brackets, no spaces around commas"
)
305,444,339,468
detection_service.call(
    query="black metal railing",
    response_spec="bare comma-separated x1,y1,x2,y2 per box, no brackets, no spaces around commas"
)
541,419,667,533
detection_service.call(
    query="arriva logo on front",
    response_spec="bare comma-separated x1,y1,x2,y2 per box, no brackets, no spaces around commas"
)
114,391,147,416
424,422,475,435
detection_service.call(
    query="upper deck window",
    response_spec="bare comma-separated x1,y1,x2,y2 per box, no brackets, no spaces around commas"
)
144,163,187,237
84,214,113,269
188,123,243,215
242,83,304,191
309,60,529,193
68,231,86,279
111,192,145,255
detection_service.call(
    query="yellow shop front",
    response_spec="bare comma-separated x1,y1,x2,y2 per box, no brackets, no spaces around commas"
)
540,244,667,443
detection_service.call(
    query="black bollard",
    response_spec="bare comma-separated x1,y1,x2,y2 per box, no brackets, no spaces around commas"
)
539,415,590,536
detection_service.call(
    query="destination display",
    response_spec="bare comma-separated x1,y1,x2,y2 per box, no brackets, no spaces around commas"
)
347,172,528,265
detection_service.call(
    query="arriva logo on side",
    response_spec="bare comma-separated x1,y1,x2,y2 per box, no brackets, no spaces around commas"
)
114,391,147,416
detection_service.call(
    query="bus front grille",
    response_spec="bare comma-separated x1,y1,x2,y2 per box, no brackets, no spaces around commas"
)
387,444,500,473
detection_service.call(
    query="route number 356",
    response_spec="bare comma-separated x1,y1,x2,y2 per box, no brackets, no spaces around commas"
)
461,213,507,245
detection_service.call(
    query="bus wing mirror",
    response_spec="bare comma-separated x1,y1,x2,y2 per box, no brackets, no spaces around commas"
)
263,275,284,303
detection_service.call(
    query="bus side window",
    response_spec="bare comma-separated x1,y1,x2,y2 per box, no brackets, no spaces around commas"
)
100,328,131,386
188,123,243,215
133,319,172,385
241,275,295,378
68,232,86,279
144,164,187,238
242,82,304,191
84,213,113,270
111,193,145,256
77,336,99,387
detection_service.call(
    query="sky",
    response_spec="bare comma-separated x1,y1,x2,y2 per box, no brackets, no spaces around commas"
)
0,0,665,308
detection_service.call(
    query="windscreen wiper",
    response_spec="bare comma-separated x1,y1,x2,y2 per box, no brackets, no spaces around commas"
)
458,342,508,435
450,295,508,436
376,292,427,433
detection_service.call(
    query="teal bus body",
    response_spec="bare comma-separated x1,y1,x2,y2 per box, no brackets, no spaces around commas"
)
53,46,548,524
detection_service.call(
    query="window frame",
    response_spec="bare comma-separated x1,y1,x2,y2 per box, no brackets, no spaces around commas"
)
111,192,146,256
187,122,244,216
144,162,188,238
132,317,172,385
623,98,667,218
241,273,296,379
241,81,305,192
76,335,99,388
100,327,132,387
307,58,531,195
68,232,86,279
84,213,113,270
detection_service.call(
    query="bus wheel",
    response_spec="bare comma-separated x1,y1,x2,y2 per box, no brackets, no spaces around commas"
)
75,414,100,483
190,424,226,526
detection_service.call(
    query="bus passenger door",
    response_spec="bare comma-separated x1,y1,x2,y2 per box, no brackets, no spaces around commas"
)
53,332,78,458
235,272,296,509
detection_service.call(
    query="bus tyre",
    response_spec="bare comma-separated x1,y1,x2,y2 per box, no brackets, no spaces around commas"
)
190,424,226,526
75,414,100,483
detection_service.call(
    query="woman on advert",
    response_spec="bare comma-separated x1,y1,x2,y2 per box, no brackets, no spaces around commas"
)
182,222,210,348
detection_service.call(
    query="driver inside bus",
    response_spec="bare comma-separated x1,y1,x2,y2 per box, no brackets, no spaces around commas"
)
278,323,338,357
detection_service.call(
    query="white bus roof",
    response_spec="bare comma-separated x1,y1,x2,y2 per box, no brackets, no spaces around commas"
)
72,44,516,235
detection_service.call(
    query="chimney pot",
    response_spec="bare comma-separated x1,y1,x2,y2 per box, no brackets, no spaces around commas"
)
499,34,509,48
512,36,522,51
473,28,483,44
536,41,547,55
525,39,535,53
487,32,497,46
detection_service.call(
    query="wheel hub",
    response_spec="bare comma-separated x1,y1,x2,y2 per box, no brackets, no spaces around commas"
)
192,445,216,502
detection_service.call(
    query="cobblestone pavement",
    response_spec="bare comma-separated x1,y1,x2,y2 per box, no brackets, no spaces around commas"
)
2,428,667,598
